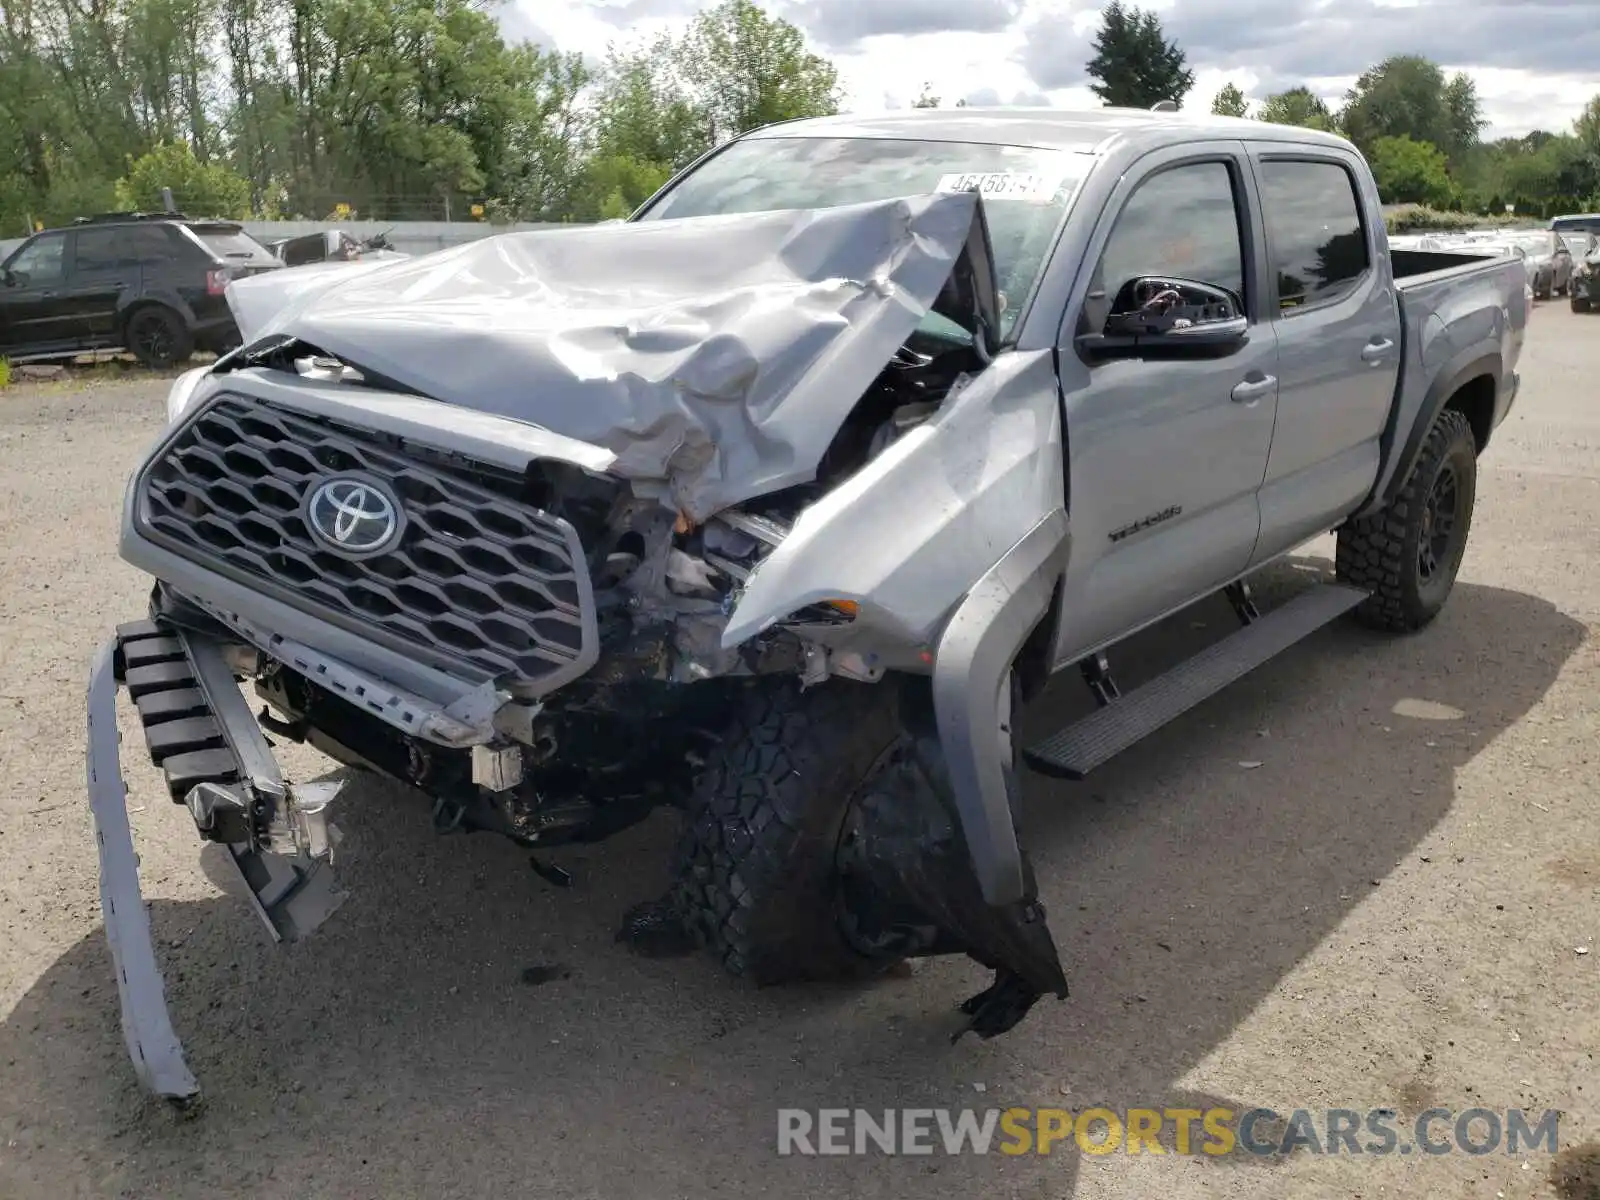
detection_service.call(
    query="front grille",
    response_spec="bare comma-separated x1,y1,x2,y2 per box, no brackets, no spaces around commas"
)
139,395,597,689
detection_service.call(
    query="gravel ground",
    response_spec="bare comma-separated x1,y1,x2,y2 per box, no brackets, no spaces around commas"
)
1,308,1596,1200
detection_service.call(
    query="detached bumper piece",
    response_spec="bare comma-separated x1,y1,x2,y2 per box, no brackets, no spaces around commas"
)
87,618,346,1104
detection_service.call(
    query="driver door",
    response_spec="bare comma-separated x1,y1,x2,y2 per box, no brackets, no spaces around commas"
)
1051,145,1280,664
0,231,74,355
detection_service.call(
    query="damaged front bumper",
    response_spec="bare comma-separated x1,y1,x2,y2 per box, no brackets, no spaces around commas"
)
87,618,347,1104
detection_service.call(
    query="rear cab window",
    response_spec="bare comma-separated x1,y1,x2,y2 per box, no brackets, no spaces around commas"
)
1256,160,1371,312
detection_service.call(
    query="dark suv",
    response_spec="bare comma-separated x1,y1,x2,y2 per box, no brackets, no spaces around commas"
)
0,212,282,367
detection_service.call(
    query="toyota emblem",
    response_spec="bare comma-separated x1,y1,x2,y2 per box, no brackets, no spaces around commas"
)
305,476,403,557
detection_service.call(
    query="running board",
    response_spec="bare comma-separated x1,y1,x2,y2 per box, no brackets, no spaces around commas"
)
1023,583,1368,779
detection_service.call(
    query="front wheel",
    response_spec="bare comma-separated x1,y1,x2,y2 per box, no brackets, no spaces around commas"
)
1336,408,1477,632
671,679,904,983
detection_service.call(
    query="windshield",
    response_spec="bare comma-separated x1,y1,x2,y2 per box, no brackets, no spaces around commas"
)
636,136,1091,338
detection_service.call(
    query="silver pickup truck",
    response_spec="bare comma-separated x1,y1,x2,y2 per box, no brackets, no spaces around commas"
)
88,107,1526,1102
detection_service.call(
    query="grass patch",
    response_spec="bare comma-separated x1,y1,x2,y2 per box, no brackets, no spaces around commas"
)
0,351,202,397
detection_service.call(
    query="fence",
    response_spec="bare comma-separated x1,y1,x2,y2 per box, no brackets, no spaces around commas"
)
240,219,572,256
1,219,581,264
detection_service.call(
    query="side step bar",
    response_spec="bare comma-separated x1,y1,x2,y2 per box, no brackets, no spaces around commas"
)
1023,583,1368,780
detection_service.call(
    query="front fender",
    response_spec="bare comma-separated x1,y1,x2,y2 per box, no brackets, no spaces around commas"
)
720,349,1065,660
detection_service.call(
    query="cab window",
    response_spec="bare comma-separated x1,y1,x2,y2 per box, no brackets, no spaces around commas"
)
1083,160,1246,334
1258,160,1370,311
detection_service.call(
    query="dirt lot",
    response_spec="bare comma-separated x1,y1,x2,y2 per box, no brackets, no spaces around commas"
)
1,307,1596,1200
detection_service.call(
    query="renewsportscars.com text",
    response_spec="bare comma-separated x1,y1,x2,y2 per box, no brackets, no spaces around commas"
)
776,1107,1562,1157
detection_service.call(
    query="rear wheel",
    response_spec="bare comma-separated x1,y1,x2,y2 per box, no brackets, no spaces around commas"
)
125,306,193,368
671,679,903,983
1336,408,1477,632
1573,295,1592,314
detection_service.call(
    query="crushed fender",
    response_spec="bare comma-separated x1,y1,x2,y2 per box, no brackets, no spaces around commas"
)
835,727,1067,1038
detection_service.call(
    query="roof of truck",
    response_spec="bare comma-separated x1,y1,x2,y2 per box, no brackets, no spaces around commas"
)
744,106,1353,155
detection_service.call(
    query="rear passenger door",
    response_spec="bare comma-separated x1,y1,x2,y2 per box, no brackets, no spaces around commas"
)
64,226,135,339
1248,150,1402,561
1050,144,1281,664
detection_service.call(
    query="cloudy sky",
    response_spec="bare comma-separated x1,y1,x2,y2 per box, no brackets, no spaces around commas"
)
502,0,1600,139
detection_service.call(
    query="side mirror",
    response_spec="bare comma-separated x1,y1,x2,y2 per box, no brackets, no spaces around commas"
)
1076,275,1249,362
1,268,15,287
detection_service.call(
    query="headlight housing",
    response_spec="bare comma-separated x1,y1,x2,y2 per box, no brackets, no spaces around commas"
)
164,365,211,426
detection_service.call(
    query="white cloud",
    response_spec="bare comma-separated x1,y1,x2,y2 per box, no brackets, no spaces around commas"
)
505,0,1600,138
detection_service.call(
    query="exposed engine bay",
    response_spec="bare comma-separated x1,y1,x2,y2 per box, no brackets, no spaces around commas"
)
207,306,987,851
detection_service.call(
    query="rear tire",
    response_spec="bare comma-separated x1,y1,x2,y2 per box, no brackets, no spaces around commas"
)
125,306,193,368
1336,408,1476,632
671,679,903,984
1573,296,1591,314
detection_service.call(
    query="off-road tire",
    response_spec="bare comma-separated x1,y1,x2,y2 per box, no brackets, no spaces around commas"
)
125,305,193,368
1336,407,1476,632
671,678,903,984
1573,296,1591,314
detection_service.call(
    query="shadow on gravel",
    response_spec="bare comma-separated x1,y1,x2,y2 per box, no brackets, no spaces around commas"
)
0,569,1585,1199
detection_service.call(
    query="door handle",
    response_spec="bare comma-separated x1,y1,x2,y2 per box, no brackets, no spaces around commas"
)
1230,374,1277,403
1361,338,1395,363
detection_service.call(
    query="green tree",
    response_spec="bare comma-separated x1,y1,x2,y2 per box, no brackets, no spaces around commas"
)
1576,95,1600,154
676,0,841,144
1210,83,1249,118
0,0,850,230
589,39,709,174
1085,1,1194,109
1368,135,1453,207
114,141,251,216
570,153,675,222
1257,86,1336,132
1340,56,1481,166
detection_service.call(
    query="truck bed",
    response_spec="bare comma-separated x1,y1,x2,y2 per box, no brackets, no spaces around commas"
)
1390,245,1520,287
1362,245,1527,509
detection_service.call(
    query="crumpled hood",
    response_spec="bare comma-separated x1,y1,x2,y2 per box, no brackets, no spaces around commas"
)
224,193,992,520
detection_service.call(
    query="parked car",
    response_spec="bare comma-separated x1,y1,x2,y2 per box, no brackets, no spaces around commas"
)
1506,231,1573,299
88,108,1526,1103
1570,235,1600,312
1552,212,1600,238
265,228,404,267
0,212,282,366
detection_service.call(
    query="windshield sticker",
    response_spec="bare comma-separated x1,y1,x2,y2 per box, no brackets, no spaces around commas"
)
934,172,1066,204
